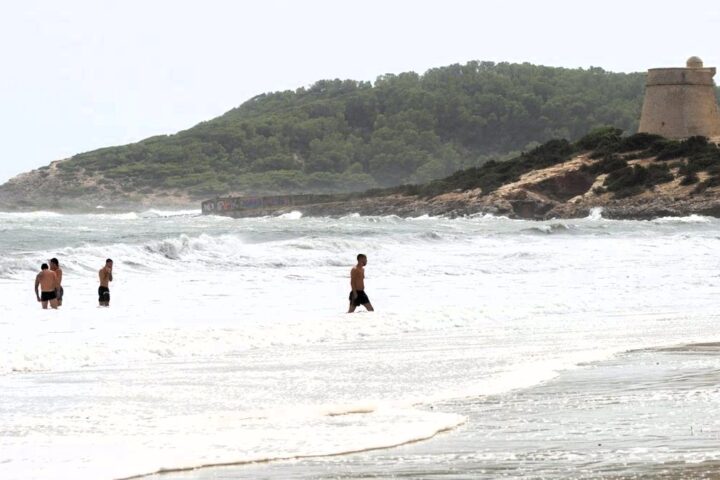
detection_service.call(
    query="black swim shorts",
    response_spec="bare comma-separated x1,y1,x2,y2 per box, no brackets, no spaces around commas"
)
40,290,57,301
349,290,370,306
98,286,110,302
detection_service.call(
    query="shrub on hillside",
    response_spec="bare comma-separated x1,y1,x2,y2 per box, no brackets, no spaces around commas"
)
578,131,666,159
575,127,622,152
604,163,674,198
581,154,628,174
680,172,699,185
652,136,711,161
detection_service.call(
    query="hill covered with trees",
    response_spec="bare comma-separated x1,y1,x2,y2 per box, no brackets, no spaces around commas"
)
0,60,679,208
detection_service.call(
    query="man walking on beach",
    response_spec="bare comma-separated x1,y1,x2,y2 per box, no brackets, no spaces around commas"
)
35,263,59,309
98,258,113,307
348,253,374,313
49,258,63,306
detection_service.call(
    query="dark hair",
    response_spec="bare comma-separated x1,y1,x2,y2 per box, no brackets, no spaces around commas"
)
41,263,49,270
50,258,59,266
357,253,366,261
106,258,113,264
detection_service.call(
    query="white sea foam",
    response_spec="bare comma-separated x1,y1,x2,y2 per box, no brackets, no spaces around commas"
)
651,214,713,224
586,206,604,220
139,208,201,218
0,210,64,218
3,213,720,479
277,210,303,219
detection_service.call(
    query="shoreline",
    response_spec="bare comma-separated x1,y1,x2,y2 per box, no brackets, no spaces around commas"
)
201,193,720,221
155,341,720,480
3,190,720,222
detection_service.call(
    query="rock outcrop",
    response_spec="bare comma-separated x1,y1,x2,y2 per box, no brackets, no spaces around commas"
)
0,159,195,211
210,152,720,220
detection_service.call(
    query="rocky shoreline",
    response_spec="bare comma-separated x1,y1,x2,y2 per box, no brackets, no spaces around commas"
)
5,145,720,221
209,192,720,221
206,152,720,221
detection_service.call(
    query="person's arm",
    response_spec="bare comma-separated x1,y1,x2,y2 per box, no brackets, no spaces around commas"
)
350,269,359,298
108,270,113,282
56,269,62,286
34,275,40,300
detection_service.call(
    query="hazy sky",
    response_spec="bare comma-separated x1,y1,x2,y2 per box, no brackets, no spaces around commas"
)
1,0,719,183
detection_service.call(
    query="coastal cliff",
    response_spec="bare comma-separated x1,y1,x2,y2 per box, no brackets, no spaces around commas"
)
204,131,720,220
0,159,195,211
203,166,720,221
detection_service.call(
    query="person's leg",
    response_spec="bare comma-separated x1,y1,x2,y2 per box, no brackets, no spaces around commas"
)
362,302,374,312
50,298,59,309
348,302,357,313
41,300,48,309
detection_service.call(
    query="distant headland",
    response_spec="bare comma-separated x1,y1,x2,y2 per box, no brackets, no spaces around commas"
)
3,58,720,220
200,57,720,220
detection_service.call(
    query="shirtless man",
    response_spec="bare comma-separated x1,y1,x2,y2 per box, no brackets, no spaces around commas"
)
49,258,63,306
34,263,59,309
98,258,113,307
348,253,374,313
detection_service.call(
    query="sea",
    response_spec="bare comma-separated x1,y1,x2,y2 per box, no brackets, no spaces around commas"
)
1,208,719,480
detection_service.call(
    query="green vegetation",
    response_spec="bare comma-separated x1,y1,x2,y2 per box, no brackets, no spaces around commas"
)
368,129,720,201
57,61,649,196
603,163,673,198
384,139,575,198
565,130,720,198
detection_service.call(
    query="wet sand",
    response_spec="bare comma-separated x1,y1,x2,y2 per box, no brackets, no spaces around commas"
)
156,342,720,480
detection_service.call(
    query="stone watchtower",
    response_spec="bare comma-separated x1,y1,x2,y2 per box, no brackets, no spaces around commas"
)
638,56,720,139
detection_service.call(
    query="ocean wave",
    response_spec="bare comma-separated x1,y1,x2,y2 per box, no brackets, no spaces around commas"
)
0,232,247,278
651,214,713,224
86,211,140,220
585,206,604,221
0,229,373,279
139,209,201,218
0,210,64,219
521,223,571,234
407,214,434,221
276,211,303,220
112,408,465,480
418,231,443,240
467,212,511,221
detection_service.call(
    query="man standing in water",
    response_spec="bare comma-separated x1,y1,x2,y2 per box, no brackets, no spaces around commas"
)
98,258,113,307
348,253,374,313
35,263,59,309
49,258,63,306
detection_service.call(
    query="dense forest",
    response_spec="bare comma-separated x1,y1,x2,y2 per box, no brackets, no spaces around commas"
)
53,61,653,196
